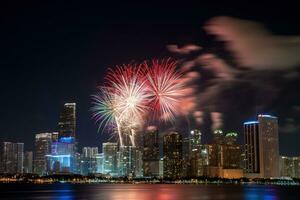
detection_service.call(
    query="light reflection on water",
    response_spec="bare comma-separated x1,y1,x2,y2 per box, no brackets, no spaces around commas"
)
243,185,278,200
0,184,299,200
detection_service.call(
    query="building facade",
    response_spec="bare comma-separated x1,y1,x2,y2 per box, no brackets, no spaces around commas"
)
2,142,24,174
46,137,77,174
80,147,98,175
58,103,76,138
23,151,33,173
279,156,300,178
163,132,183,179
34,133,53,175
103,142,118,176
143,126,159,177
119,146,142,177
244,115,280,178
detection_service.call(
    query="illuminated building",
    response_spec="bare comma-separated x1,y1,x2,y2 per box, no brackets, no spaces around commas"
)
143,126,159,177
163,132,183,179
51,132,59,142
213,129,224,144
244,114,279,178
103,142,118,176
135,149,143,177
190,129,202,150
23,151,33,173
200,144,223,177
80,147,98,175
200,136,243,178
119,146,142,177
46,137,76,174
223,132,242,169
224,132,238,145
34,133,53,175
82,147,98,158
189,129,202,177
96,153,104,174
182,137,191,177
159,158,164,178
2,142,24,174
58,103,76,138
279,156,300,178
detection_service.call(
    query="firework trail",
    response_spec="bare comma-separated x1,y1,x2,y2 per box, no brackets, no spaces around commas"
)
91,88,125,146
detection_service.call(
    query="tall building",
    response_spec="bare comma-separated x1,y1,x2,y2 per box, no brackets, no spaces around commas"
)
135,149,143,177
2,142,24,174
103,143,118,176
95,153,104,174
223,132,241,169
23,151,33,173
34,133,53,175
82,147,98,158
182,137,191,177
163,132,183,179
119,146,142,177
279,156,300,178
213,129,224,144
189,129,202,177
15,143,24,173
224,132,238,145
244,114,279,178
58,103,76,138
190,129,202,150
46,137,76,174
80,147,98,175
143,126,159,177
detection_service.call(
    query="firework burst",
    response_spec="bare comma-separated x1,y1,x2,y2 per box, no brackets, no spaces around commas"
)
144,59,188,122
92,64,149,146
92,58,195,146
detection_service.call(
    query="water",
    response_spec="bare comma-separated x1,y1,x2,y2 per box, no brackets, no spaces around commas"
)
0,183,299,200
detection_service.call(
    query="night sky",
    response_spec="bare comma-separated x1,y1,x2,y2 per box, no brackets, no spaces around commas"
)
1,1,299,155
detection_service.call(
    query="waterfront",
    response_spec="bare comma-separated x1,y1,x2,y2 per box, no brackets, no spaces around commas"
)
0,184,300,200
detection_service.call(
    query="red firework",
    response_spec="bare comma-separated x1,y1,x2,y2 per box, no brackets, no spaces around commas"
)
143,58,189,122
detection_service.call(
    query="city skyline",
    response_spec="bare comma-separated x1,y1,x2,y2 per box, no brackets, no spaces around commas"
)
0,103,286,178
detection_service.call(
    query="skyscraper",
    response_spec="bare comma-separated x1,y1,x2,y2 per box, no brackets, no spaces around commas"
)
80,147,98,175
163,131,183,179
223,132,241,169
244,114,279,178
182,137,191,177
279,156,300,178
190,129,202,150
2,142,24,174
119,146,142,177
213,129,224,144
189,129,202,177
58,103,76,138
34,133,53,175
23,151,33,173
103,142,118,176
143,126,159,177
46,137,76,174
95,153,104,174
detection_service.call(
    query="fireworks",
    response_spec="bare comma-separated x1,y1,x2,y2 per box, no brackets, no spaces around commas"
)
92,64,149,146
92,58,192,146
144,59,188,122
